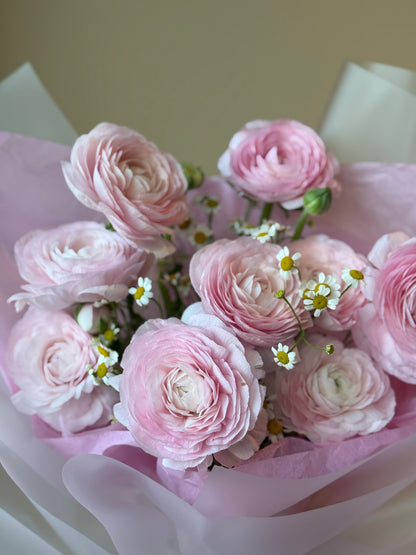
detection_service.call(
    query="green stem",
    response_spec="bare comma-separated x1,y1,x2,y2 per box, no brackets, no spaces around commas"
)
259,202,273,225
281,295,304,334
291,208,309,241
340,284,352,297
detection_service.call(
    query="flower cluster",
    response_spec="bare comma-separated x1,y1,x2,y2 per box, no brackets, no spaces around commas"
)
5,118,414,472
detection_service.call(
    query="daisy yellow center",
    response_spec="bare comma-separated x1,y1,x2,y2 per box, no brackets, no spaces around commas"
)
206,199,218,208
280,256,294,271
97,345,110,357
104,329,114,342
302,288,311,299
350,269,364,280
194,231,207,244
313,294,328,310
96,362,108,378
257,231,268,237
267,419,283,435
277,351,289,365
134,286,145,300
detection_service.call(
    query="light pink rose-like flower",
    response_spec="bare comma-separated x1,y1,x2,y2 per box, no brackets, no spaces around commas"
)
273,335,396,443
218,119,339,208
293,234,367,331
8,221,156,311
114,306,265,470
6,308,117,434
189,237,312,347
353,232,416,383
62,122,189,257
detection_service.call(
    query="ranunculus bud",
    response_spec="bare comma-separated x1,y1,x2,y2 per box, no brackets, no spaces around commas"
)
182,163,204,189
303,187,332,215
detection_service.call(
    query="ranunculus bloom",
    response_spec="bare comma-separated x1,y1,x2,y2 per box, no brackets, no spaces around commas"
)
8,221,156,311
6,308,117,434
62,122,189,257
217,119,339,208
273,335,396,443
353,232,416,383
293,234,367,331
114,306,265,469
189,237,311,347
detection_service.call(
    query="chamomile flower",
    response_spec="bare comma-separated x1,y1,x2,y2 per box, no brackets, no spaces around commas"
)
162,271,181,287
88,342,120,386
276,246,301,280
301,273,341,303
100,322,120,346
231,220,256,235
251,222,279,243
177,274,192,297
129,276,153,307
188,224,213,247
196,195,221,214
342,268,365,289
271,343,297,370
263,395,284,443
303,284,339,317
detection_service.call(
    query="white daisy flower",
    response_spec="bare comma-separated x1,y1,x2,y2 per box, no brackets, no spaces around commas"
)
188,224,213,247
129,276,153,306
271,343,297,370
231,220,256,236
300,273,341,303
342,268,365,289
276,246,301,280
251,222,279,243
101,322,120,345
196,195,220,214
303,284,339,317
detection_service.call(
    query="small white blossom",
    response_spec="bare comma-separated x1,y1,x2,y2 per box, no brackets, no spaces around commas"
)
271,343,297,370
129,276,153,307
251,222,279,243
188,224,213,247
276,246,301,280
342,268,365,289
303,284,339,317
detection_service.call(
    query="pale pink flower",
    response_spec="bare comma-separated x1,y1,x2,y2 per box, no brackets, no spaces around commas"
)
8,221,156,311
62,122,189,257
353,232,416,383
6,308,117,434
218,119,339,208
274,335,396,443
114,307,264,470
189,237,312,347
293,234,367,331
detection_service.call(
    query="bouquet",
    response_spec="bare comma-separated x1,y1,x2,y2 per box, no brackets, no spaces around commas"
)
2,62,416,554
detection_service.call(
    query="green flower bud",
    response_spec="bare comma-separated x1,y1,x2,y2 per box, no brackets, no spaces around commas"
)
325,344,335,355
275,289,285,299
182,164,204,189
303,187,332,215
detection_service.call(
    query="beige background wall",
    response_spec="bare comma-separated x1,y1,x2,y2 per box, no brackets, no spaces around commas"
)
1,0,415,174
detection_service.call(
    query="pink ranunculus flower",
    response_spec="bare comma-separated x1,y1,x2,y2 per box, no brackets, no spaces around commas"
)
218,119,339,208
113,305,265,470
6,308,118,434
189,237,312,347
62,122,189,257
353,232,416,383
8,221,156,311
273,335,396,443
293,234,367,331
